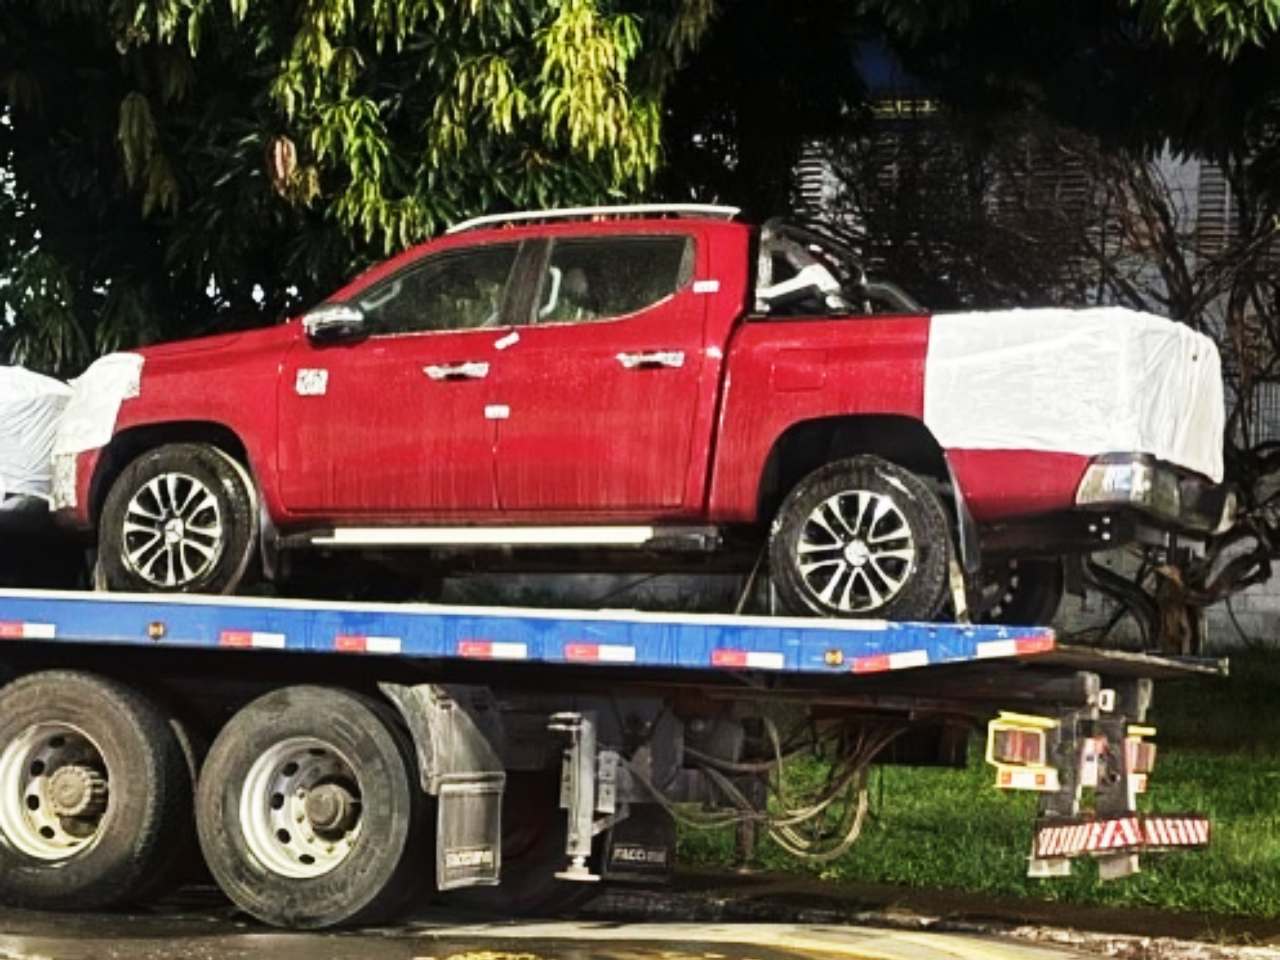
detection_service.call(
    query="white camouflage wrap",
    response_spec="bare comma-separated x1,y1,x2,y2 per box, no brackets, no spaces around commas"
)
50,352,145,509
923,307,1225,483
0,366,74,505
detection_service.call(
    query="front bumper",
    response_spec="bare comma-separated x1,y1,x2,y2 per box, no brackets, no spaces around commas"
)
1074,454,1236,535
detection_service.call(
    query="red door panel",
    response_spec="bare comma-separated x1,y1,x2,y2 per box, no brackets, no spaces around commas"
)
277,330,501,517
492,236,710,516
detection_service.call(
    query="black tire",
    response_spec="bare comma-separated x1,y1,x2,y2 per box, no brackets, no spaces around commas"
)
769,456,951,620
99,442,257,594
0,671,195,910
443,769,599,917
195,686,430,929
976,556,1065,626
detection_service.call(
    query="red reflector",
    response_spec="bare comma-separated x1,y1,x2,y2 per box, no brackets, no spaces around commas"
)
993,729,1045,765
0,623,22,639
334,635,366,653
458,640,491,658
711,649,748,668
1127,739,1157,774
564,643,597,661
218,630,252,648
1014,634,1055,654
852,654,891,674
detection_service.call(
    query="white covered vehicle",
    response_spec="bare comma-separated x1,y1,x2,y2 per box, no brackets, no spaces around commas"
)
0,366,72,514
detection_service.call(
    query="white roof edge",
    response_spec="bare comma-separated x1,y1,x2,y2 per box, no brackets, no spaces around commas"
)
446,204,742,234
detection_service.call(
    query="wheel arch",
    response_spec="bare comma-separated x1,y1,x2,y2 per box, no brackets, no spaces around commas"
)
756,414,981,573
756,415,951,522
89,421,254,526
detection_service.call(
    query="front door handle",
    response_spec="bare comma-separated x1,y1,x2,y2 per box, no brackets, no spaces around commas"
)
616,350,685,370
424,361,490,381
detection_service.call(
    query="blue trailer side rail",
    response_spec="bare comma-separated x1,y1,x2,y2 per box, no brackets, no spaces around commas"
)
0,588,1057,678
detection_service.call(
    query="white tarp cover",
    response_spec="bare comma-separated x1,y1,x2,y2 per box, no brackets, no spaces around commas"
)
52,352,144,457
923,307,1225,483
0,366,74,503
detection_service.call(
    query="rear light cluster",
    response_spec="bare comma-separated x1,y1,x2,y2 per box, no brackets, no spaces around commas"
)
985,712,1059,792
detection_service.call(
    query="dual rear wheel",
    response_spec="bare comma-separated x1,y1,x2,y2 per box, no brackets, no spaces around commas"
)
0,675,435,928
0,672,598,927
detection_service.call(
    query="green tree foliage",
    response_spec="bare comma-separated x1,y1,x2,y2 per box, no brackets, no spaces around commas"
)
0,0,713,375
4,0,1280,376
866,0,1280,60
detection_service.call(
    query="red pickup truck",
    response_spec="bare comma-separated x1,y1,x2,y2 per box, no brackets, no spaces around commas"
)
50,205,1234,623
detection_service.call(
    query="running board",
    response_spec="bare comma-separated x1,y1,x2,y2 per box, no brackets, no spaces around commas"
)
288,525,722,552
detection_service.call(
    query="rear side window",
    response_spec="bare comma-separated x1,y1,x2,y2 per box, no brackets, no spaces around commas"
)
534,235,694,324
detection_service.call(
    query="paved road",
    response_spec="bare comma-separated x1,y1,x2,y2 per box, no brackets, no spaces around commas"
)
0,901,1091,960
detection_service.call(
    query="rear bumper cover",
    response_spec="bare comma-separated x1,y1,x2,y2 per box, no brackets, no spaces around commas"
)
1074,454,1236,535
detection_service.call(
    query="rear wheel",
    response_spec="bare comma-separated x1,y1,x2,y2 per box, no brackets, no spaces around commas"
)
99,443,257,594
195,686,430,929
0,671,194,910
975,556,1065,626
769,456,951,620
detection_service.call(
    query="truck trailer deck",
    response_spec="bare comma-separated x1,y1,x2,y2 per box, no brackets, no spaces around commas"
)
0,588,1221,929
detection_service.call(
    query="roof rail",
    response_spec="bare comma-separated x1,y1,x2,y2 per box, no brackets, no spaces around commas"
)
446,203,741,234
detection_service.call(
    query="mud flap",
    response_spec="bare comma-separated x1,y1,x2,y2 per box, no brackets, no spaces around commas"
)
602,805,676,883
436,774,505,890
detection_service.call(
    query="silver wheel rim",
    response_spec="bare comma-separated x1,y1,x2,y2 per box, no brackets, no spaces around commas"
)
0,722,111,861
122,472,225,588
795,489,916,613
239,737,363,879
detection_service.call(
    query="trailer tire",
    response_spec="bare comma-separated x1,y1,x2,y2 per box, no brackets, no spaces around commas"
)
770,456,951,620
196,686,430,929
99,442,257,595
0,671,194,910
976,556,1065,626
444,769,598,917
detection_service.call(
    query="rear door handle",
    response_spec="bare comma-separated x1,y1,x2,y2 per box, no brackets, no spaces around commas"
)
424,361,490,381
616,350,685,370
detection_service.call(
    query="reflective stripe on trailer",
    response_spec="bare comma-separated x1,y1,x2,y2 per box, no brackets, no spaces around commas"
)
976,635,1056,658
1035,814,1210,858
0,621,56,640
219,630,286,649
851,649,929,673
563,643,637,663
712,649,785,670
334,635,403,654
458,640,529,660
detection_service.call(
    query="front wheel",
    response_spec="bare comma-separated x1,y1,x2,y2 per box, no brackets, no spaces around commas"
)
769,456,951,620
99,443,257,594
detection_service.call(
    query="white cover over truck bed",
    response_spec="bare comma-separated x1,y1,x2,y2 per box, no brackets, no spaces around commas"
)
924,307,1225,482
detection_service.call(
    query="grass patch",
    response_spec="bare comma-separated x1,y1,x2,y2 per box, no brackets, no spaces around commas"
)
678,649,1280,918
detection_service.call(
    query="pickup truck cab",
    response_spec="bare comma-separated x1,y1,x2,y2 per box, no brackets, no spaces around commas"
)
51,204,1235,622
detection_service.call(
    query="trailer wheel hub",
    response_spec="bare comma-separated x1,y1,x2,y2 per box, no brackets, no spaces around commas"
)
0,721,110,860
304,782,360,835
46,765,108,819
239,737,364,879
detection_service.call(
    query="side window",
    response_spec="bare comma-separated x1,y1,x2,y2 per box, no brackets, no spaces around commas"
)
356,244,519,336
534,235,694,324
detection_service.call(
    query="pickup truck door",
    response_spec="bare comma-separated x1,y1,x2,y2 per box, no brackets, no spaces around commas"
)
277,243,524,516
492,233,712,516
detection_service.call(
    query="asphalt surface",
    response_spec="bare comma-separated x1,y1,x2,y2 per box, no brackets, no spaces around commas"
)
0,898,1093,960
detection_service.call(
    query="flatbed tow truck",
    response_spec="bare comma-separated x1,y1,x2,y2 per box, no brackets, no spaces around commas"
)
0,586,1220,929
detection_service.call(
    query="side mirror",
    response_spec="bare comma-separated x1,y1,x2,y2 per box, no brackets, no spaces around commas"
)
302,304,365,342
